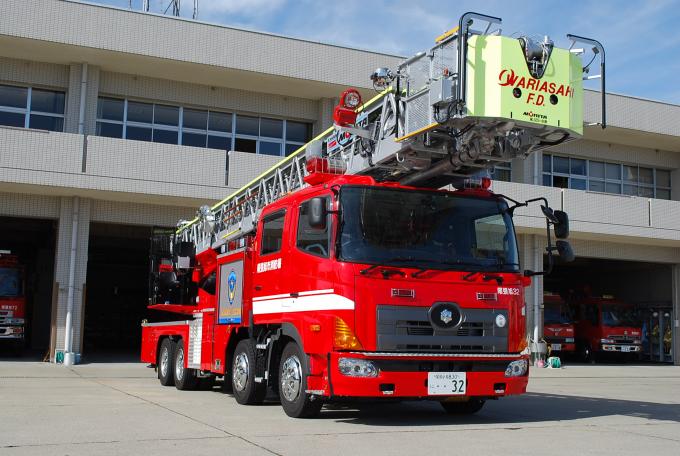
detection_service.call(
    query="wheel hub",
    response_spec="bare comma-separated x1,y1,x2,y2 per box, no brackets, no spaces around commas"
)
175,347,184,382
281,355,302,402
233,353,249,392
160,347,169,378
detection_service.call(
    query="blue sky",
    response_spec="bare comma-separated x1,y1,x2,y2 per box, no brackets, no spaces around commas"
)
87,0,680,103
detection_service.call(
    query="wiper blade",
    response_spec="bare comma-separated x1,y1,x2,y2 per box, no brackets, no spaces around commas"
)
360,256,423,276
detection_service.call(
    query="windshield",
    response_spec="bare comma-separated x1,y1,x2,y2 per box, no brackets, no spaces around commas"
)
601,305,639,327
0,267,21,297
338,186,519,272
544,302,571,325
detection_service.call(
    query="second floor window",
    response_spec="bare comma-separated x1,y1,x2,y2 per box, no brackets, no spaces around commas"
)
96,97,311,156
542,153,671,200
491,163,512,182
0,84,65,132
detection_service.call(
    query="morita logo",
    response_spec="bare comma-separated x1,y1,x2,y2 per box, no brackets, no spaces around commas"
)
498,69,574,97
523,111,548,124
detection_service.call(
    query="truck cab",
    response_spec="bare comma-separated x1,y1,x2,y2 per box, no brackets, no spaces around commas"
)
543,293,575,356
0,253,26,349
572,296,642,362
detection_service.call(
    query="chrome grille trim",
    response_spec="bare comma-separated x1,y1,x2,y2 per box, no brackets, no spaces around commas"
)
348,352,521,359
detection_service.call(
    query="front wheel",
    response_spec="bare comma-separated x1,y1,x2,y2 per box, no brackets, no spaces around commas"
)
580,343,596,364
440,398,485,415
278,342,322,418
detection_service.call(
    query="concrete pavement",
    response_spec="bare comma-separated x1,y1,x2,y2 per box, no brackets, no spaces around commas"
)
0,361,679,455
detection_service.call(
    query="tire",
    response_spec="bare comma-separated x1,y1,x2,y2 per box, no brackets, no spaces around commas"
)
174,338,199,391
278,342,323,418
158,338,175,386
580,344,596,364
440,398,485,415
231,339,266,405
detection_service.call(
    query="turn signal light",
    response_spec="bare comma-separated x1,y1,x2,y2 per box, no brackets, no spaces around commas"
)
334,317,363,350
517,336,529,354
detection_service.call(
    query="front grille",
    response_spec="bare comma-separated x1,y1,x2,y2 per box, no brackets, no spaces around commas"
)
377,305,507,353
609,335,637,344
545,336,569,344
402,320,489,337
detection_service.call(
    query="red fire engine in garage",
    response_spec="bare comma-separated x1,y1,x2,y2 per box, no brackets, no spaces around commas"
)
571,295,642,362
0,251,26,349
141,13,605,417
543,293,576,356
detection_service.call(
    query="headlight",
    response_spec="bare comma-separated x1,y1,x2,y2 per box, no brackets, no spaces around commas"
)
505,359,528,377
565,337,574,343
338,358,378,377
600,338,614,344
495,314,507,328
7,318,24,325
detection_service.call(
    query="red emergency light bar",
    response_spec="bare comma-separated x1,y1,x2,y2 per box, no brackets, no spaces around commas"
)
333,88,362,127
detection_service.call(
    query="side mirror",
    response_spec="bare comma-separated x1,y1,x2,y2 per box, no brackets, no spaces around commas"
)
554,210,570,239
309,197,327,230
541,205,559,224
556,240,575,262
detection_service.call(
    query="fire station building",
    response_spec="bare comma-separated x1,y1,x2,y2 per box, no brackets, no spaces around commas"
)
1,0,679,364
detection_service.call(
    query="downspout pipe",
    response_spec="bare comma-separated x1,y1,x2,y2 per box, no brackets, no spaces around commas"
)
63,196,80,366
78,63,88,135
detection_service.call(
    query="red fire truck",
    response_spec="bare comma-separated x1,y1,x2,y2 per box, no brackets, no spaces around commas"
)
543,293,575,356
140,13,604,417
572,295,642,362
0,251,26,350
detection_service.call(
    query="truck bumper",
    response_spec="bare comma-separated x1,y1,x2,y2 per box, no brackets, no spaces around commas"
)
548,343,576,353
320,352,529,399
0,326,24,339
601,344,641,353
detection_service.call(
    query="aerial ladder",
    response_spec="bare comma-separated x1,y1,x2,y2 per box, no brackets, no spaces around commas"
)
173,12,605,259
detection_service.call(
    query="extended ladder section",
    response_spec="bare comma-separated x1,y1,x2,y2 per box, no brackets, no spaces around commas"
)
176,12,605,255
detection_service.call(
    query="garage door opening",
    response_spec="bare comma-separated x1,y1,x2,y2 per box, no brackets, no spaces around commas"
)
545,257,674,364
83,223,153,362
0,216,56,360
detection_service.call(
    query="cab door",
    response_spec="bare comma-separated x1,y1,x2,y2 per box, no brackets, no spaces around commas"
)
252,208,290,317
290,194,335,294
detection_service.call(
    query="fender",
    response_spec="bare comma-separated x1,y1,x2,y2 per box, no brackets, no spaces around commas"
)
281,322,304,349
281,322,312,375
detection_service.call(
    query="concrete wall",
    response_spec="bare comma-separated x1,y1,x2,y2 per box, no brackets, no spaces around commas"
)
0,56,69,89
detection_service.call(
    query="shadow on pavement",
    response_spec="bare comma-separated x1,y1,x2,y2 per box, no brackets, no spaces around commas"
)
316,392,680,426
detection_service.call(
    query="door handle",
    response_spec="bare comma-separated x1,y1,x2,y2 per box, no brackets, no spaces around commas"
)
255,285,263,291
290,292,299,298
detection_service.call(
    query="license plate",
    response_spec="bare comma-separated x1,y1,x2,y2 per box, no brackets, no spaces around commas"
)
427,372,466,396
621,346,631,352
551,343,562,351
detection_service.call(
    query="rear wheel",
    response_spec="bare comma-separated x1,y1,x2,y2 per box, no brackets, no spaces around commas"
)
174,338,199,390
232,339,266,405
440,398,485,415
158,338,175,386
278,342,322,418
